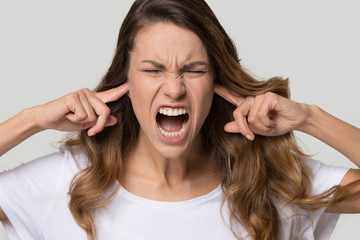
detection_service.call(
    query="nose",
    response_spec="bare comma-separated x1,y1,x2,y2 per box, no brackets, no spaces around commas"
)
162,73,186,99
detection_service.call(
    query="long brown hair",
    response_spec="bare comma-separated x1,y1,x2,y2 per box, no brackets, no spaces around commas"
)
66,1,357,239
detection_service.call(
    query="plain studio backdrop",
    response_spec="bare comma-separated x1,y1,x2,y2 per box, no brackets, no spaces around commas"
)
0,1,359,239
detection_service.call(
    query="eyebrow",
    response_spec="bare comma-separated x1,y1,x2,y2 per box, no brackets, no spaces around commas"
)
141,60,166,69
141,60,208,71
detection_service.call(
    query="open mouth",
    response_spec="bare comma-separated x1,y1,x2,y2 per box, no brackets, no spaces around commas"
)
156,107,189,138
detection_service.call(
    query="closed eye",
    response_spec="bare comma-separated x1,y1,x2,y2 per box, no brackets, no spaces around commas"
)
186,70,206,74
143,70,161,73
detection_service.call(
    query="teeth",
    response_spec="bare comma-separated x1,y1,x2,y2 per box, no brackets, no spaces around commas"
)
159,107,187,116
157,107,188,138
157,122,186,138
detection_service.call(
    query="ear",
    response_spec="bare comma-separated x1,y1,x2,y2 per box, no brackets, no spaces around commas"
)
125,78,131,99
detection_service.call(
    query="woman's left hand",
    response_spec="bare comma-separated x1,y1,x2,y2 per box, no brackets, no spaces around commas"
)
214,84,310,140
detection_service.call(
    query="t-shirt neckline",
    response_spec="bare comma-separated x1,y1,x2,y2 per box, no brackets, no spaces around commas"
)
117,184,222,209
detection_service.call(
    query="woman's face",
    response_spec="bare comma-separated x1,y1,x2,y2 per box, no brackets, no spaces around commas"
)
128,23,214,158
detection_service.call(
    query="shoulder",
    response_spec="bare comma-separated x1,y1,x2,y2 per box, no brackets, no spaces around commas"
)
27,144,87,170
0,145,89,190
302,157,350,196
0,146,89,239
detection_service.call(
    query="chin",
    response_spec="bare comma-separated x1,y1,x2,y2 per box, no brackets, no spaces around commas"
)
154,143,190,159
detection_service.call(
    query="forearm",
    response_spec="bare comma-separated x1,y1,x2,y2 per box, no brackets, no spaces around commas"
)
0,107,43,156
300,105,360,167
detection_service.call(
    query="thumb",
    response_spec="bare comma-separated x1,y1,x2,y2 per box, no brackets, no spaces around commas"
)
224,121,239,133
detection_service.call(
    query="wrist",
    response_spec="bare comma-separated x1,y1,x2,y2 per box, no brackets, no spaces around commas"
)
297,104,321,134
20,107,45,134
0,107,45,156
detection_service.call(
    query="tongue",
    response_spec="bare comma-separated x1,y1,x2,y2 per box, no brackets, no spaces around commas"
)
157,114,185,132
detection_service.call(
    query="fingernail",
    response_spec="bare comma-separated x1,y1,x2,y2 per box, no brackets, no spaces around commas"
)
88,131,95,137
246,134,254,141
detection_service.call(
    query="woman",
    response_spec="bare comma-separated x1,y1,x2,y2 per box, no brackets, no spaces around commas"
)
0,0,359,239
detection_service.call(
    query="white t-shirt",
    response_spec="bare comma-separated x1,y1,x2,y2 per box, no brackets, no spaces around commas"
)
0,147,349,240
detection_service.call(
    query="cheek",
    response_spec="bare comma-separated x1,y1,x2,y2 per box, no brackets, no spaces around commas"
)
200,87,214,117
127,78,147,123
200,77,214,102
128,72,148,105
187,78,214,118
127,75,161,129
202,80,214,104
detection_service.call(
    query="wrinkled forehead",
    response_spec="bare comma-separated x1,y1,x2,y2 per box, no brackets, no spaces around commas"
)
130,23,209,66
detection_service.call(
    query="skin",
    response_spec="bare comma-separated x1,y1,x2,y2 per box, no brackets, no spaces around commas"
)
214,85,360,213
122,23,218,200
0,85,129,222
0,23,360,221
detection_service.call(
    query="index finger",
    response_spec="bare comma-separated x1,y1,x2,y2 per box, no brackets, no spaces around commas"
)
214,84,244,106
95,82,129,103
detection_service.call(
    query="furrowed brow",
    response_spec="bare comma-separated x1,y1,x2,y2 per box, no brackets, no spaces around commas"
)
181,62,208,71
141,60,165,69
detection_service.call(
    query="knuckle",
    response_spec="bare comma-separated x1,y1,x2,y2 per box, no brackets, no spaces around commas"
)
264,92,276,100
273,98,280,107
65,92,76,100
88,114,97,122
80,88,90,93
78,89,88,97
247,116,256,124
233,108,242,118
77,112,87,120
103,107,111,115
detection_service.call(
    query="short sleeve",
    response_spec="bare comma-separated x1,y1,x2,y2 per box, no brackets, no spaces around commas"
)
0,151,68,240
303,157,350,240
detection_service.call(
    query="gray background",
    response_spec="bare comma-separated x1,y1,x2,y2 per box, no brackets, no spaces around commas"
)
0,0,359,239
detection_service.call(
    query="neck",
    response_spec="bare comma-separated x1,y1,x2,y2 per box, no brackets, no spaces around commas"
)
123,130,213,189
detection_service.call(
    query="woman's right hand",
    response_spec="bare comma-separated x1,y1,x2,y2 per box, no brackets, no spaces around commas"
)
34,83,129,136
